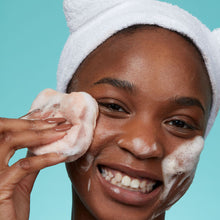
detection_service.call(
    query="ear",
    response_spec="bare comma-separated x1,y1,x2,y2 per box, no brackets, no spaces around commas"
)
63,0,129,33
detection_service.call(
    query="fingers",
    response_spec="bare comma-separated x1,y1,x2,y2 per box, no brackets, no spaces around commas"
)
2,124,72,150
0,118,72,168
0,127,67,167
0,117,66,132
19,108,41,119
21,109,59,120
0,115,70,220
0,153,67,200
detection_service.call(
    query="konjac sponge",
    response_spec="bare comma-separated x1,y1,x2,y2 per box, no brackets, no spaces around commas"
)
23,89,99,162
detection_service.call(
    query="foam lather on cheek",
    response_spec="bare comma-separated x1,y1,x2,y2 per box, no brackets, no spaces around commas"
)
23,89,99,162
80,153,94,172
161,136,204,201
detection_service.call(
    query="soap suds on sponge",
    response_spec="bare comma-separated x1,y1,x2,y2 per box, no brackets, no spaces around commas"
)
22,88,99,162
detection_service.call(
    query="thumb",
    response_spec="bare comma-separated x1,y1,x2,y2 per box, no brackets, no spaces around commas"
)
21,151,39,194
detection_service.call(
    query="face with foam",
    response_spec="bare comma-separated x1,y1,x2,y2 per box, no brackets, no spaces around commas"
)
66,27,211,220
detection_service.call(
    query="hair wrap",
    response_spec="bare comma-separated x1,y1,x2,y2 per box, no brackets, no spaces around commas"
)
57,0,220,137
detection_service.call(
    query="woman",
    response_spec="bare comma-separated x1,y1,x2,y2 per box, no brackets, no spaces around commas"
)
0,0,219,219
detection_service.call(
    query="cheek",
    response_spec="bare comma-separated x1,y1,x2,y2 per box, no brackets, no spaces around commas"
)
66,115,123,190
66,158,94,204
88,115,123,155
159,136,204,210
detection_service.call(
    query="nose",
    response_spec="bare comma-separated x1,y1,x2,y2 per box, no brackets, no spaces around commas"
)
118,118,164,159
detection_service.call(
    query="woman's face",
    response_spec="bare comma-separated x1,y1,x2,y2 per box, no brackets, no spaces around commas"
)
66,27,211,220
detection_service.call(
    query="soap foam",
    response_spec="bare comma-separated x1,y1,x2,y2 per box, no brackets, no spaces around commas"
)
88,178,91,192
132,138,151,155
112,187,120,194
22,89,99,162
161,136,204,201
119,138,158,156
80,153,94,172
151,136,204,219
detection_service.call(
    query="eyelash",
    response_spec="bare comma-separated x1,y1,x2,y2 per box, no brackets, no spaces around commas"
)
167,119,195,130
98,100,198,135
98,102,128,113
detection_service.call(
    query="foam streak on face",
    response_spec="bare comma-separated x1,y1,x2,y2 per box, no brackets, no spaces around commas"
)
161,136,204,207
150,136,204,220
132,138,158,155
88,178,91,192
80,153,94,172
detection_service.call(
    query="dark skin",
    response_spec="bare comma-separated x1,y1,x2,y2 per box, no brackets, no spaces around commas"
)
0,117,70,220
0,27,212,220
66,27,212,220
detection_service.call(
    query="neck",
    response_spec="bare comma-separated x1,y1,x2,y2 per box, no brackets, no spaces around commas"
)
72,189,96,220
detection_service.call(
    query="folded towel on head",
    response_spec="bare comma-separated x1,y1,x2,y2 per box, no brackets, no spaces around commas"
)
57,0,220,137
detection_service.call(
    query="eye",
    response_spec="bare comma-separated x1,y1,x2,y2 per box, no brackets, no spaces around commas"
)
98,102,128,113
164,118,199,138
97,98,131,119
167,119,194,130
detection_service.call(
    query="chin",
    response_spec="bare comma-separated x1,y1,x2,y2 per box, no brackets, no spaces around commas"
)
68,163,167,220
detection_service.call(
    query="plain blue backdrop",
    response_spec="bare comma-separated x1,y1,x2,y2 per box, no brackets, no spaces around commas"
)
0,0,219,219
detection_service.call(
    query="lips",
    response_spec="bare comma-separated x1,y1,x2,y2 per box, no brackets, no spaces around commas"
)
99,165,158,193
97,164,162,206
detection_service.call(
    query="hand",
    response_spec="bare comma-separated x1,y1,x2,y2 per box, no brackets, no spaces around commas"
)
0,117,70,220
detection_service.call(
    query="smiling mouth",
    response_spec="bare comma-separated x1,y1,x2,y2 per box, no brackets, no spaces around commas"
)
98,165,162,194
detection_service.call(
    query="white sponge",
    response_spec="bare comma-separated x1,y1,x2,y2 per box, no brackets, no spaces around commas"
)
23,89,99,162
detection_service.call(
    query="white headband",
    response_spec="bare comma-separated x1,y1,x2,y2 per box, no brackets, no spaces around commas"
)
57,0,220,136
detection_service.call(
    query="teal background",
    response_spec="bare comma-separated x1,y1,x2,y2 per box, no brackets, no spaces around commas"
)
0,0,219,219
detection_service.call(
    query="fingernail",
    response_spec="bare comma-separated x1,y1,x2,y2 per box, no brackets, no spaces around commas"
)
20,109,41,119
55,123,72,131
45,118,66,124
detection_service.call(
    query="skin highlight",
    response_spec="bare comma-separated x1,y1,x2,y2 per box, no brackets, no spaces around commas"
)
66,26,212,220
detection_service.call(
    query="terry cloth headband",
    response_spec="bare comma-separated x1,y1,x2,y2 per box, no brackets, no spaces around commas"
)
57,0,220,137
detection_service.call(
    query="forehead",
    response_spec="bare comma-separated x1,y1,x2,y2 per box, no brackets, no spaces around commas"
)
72,27,211,110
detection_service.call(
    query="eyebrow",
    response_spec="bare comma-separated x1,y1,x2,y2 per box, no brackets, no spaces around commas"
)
172,96,205,114
93,78,205,113
93,77,135,93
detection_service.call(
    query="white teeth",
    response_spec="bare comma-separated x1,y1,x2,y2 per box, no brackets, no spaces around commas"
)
108,171,113,179
121,176,131,186
111,178,118,185
105,176,111,181
140,180,147,189
130,179,140,189
117,182,122,187
101,167,157,193
146,182,155,192
105,171,113,181
115,172,122,182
